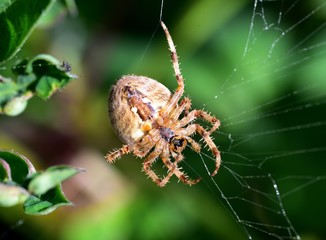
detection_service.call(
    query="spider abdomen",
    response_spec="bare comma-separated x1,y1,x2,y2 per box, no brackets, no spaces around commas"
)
109,75,171,144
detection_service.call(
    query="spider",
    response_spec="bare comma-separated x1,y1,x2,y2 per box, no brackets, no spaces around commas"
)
106,21,221,187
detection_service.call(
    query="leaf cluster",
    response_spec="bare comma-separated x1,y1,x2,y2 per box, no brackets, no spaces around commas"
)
0,150,83,215
0,0,81,216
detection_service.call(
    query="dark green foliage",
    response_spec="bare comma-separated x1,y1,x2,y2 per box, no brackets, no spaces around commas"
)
0,0,55,63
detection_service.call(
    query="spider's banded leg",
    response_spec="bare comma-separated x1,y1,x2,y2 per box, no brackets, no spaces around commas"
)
142,140,165,186
184,124,221,176
183,97,192,116
160,21,184,115
160,149,201,187
105,145,131,163
185,136,201,152
169,97,191,121
179,109,220,134
158,156,175,187
199,111,220,135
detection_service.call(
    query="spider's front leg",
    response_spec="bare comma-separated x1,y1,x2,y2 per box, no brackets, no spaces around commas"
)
180,109,220,134
159,147,201,187
160,21,185,115
105,145,131,163
170,97,192,121
161,157,201,187
142,140,165,186
183,123,221,176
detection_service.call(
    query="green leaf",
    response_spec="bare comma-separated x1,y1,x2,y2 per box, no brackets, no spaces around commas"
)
28,165,83,195
0,150,81,214
13,54,77,100
0,183,30,207
24,185,72,215
35,75,69,99
0,0,55,63
0,150,36,185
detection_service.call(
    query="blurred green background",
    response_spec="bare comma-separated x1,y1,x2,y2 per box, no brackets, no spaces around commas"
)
1,0,326,239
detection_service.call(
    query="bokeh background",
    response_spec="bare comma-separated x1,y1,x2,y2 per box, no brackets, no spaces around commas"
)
0,0,325,239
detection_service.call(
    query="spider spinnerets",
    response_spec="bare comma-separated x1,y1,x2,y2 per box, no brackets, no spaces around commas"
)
106,21,221,187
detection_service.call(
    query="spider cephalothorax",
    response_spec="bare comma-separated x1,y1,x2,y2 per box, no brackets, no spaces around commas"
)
106,21,221,187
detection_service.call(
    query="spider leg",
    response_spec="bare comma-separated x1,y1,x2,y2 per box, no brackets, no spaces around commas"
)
160,21,184,115
142,140,165,186
105,145,131,163
185,136,201,152
157,156,175,187
132,133,157,157
182,97,191,116
179,109,220,134
106,133,157,162
169,97,191,121
160,148,201,187
182,124,221,176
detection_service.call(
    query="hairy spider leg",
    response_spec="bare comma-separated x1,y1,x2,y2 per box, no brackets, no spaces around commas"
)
169,97,192,121
184,136,201,152
105,145,131,163
132,131,160,157
166,144,201,186
142,139,166,185
160,146,201,187
160,21,185,116
159,152,181,187
106,128,161,162
142,137,201,187
182,123,221,176
179,109,221,135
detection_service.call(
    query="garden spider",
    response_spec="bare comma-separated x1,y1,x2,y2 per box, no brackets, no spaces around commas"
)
106,21,221,187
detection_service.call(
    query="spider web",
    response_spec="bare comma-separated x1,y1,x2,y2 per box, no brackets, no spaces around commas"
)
178,0,326,239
